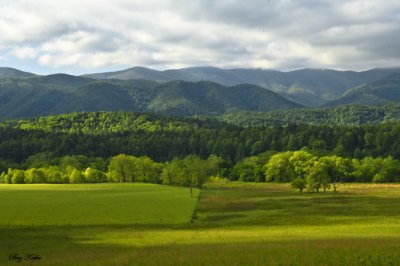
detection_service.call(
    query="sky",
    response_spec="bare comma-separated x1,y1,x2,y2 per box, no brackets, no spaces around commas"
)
0,0,399,75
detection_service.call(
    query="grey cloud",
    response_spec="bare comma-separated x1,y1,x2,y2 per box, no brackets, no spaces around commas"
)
0,0,400,72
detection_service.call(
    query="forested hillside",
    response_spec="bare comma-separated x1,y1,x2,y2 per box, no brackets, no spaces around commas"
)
327,74,400,106
0,67,37,78
147,81,301,116
84,66,400,106
0,77,300,119
1,67,400,121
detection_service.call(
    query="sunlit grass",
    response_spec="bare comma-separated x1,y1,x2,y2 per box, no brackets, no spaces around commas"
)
0,183,199,226
1,182,400,265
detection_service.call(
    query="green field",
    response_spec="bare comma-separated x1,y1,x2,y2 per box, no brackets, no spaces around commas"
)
1,183,400,265
0,183,198,226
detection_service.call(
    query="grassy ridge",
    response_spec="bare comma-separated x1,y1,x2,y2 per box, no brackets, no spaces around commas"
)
1,183,400,265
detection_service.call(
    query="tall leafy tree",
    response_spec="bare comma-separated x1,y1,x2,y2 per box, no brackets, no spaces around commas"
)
25,168,47,183
84,167,107,183
70,168,85,184
289,151,316,180
161,159,184,185
107,154,136,182
265,151,294,182
320,156,350,192
306,161,330,192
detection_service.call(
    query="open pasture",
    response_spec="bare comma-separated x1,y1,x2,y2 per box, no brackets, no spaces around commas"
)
0,183,198,226
1,183,400,265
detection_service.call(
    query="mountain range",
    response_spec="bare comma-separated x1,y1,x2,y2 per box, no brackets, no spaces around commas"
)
0,66,400,120
83,66,400,106
0,71,300,120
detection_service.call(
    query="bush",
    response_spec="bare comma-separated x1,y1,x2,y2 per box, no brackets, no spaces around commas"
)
11,170,25,184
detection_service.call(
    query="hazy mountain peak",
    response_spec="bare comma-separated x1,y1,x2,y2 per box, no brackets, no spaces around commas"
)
0,67,37,78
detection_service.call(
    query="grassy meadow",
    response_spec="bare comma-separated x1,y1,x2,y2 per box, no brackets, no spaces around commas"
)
0,183,198,226
1,182,400,265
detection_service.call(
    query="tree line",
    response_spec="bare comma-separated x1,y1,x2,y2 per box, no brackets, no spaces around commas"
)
2,151,400,192
0,154,224,188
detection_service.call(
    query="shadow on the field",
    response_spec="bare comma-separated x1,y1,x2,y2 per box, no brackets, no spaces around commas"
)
196,187,400,227
2,227,400,266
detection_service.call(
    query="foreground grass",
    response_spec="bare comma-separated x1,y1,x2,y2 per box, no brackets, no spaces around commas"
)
1,183,400,265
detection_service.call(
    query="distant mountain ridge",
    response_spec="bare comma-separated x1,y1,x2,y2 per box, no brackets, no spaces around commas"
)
0,75,300,120
0,67,37,78
147,81,301,116
327,73,400,107
83,66,400,106
2,65,400,116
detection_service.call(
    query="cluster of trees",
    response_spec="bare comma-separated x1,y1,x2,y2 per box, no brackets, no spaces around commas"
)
0,154,224,188
1,167,108,184
266,151,349,192
240,150,400,192
231,152,400,185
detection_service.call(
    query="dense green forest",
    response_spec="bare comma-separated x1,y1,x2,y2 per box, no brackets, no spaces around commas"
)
0,112,240,164
1,112,400,188
2,111,400,164
219,103,400,126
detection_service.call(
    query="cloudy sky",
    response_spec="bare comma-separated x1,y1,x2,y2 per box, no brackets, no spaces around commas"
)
0,0,399,74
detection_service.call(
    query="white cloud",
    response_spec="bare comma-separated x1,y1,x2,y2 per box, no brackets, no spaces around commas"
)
11,46,38,60
0,0,399,73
